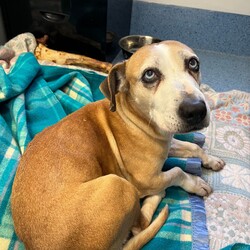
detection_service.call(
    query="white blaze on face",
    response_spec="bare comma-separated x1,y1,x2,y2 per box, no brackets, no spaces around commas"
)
149,44,184,132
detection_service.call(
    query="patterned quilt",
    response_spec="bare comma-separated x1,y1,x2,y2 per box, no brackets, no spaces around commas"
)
0,33,249,250
201,85,250,250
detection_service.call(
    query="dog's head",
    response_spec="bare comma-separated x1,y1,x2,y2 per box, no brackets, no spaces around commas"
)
100,40,210,134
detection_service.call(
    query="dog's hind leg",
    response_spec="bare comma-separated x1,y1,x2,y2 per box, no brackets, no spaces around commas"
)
71,174,167,250
132,191,166,235
124,204,168,250
44,174,141,250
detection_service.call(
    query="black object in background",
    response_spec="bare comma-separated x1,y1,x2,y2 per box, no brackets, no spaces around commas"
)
0,0,132,62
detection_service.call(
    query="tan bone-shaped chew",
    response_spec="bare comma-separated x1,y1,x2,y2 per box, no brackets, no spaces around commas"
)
35,43,113,74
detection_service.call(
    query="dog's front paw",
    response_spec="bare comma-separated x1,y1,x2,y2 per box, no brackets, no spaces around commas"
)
194,176,212,196
183,174,212,196
203,155,226,171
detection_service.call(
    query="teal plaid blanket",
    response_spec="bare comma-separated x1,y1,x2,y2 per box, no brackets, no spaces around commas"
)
1,52,209,249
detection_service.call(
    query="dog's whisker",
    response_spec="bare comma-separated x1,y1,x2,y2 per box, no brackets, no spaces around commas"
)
147,104,154,128
147,116,153,127
127,99,137,104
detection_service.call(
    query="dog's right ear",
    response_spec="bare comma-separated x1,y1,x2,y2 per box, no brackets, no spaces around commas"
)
100,62,126,112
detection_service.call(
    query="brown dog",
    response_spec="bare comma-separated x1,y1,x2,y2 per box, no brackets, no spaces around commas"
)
11,41,225,250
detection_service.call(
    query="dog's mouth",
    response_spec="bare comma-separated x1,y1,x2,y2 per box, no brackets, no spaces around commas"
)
154,117,209,135
180,116,210,133
186,123,207,132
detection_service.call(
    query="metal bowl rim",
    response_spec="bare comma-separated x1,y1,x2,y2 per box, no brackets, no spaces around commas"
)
119,35,161,50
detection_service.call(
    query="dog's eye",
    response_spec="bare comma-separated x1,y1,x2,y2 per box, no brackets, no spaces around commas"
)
141,68,160,84
188,58,199,72
143,70,156,82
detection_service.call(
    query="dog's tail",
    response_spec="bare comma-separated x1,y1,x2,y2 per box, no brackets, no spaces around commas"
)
123,205,168,250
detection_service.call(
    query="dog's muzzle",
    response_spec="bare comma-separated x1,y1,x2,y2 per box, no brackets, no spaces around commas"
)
178,97,207,126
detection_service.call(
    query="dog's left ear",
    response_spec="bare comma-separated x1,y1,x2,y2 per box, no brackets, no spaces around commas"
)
100,62,126,112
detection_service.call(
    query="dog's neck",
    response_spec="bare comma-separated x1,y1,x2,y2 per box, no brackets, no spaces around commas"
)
110,93,173,196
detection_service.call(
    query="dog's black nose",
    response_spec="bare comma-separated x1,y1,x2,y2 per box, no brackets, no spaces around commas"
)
178,98,207,125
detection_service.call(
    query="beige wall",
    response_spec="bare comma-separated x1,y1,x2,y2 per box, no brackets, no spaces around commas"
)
140,0,250,15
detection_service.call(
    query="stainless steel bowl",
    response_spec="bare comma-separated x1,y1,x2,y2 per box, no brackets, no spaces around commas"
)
119,35,162,59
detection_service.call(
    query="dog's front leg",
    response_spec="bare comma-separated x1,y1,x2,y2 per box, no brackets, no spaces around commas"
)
133,166,211,235
169,138,225,170
159,167,212,196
